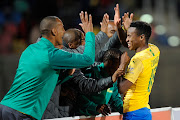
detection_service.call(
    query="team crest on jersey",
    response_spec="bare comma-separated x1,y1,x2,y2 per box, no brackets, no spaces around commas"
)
127,66,134,74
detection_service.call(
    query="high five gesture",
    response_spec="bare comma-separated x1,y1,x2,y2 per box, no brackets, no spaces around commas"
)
122,12,134,31
79,11,93,33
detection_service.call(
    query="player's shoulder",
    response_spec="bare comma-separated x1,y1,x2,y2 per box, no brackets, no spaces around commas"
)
130,55,143,65
148,43,160,54
132,49,145,61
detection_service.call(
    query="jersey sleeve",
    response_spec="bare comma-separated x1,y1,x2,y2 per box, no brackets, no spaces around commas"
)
124,58,144,84
48,32,95,69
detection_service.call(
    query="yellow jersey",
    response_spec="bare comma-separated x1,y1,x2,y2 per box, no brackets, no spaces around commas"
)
123,43,160,113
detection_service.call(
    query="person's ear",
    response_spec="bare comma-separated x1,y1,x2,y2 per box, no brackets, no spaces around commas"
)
51,28,57,36
140,34,145,40
68,43,73,48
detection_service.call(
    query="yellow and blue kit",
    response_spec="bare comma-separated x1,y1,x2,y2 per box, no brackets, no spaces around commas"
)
124,43,160,113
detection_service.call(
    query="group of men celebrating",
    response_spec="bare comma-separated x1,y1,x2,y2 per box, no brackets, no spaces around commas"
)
0,4,160,120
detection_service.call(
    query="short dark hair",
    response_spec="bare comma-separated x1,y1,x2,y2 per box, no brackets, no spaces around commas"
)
40,16,59,36
63,28,83,48
130,21,152,43
103,48,122,63
65,28,82,43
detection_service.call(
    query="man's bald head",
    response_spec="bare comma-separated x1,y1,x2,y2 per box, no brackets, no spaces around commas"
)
63,28,84,49
40,16,60,36
107,20,117,38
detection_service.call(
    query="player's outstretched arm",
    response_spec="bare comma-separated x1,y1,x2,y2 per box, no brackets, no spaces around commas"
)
49,11,95,69
114,4,128,48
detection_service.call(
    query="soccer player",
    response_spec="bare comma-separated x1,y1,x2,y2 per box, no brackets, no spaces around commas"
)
114,4,160,120
0,11,95,120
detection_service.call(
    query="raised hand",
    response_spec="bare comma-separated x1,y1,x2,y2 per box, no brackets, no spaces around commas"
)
114,4,121,26
114,4,130,48
122,12,134,31
79,11,93,33
100,13,109,34
96,104,111,116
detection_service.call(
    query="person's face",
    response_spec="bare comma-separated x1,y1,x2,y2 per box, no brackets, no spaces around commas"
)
107,22,117,38
56,19,65,45
126,27,141,51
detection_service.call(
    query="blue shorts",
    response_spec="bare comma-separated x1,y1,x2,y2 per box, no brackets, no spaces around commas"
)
123,107,152,120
